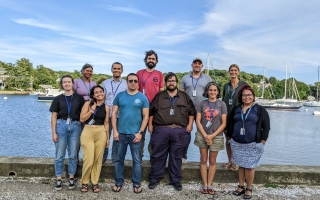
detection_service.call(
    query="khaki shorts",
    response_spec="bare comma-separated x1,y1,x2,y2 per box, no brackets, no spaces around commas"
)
194,131,224,152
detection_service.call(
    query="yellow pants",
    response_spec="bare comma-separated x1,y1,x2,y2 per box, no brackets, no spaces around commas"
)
80,125,108,185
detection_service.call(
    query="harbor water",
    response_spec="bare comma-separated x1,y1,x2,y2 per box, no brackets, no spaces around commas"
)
0,94,319,166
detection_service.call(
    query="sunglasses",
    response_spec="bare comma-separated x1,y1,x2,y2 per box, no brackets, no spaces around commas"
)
128,80,138,83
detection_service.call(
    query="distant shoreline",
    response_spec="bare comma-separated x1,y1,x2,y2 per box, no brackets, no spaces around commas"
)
0,91,29,95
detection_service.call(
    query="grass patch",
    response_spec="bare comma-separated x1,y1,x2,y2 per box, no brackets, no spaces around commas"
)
41,179,51,184
263,183,279,188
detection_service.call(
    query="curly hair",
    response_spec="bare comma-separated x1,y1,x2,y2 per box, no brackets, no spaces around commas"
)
144,50,158,62
89,85,105,105
202,82,221,99
237,84,255,104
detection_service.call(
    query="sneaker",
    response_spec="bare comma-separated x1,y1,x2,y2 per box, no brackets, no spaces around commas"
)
55,179,62,190
68,178,75,190
172,182,182,191
148,182,158,189
182,158,187,164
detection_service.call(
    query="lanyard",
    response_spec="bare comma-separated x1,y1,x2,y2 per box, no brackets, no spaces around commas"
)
64,93,74,116
92,104,103,119
169,96,178,108
111,79,122,96
241,105,253,124
228,83,240,98
81,77,91,96
191,76,200,90
142,70,154,87
207,101,216,119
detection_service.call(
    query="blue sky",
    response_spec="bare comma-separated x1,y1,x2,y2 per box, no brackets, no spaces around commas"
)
0,0,319,84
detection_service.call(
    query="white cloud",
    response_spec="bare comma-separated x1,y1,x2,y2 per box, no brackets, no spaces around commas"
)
13,18,64,31
103,4,151,17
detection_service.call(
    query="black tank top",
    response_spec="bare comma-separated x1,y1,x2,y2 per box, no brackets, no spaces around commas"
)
85,103,106,125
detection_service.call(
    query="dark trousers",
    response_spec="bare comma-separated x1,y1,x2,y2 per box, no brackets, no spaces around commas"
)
149,126,190,184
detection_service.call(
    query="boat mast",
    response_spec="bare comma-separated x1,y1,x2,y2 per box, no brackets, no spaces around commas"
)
262,67,265,99
284,59,288,102
317,66,320,101
205,54,210,75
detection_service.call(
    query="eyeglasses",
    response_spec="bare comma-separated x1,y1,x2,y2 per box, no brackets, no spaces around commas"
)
128,80,138,83
242,94,253,97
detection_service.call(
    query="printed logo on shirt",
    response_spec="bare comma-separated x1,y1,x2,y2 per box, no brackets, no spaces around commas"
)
203,107,219,121
134,99,141,105
153,77,159,82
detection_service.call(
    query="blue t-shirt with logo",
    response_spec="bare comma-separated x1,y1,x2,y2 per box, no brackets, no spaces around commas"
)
113,91,149,134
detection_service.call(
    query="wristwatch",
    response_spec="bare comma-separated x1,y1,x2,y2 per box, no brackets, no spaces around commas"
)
138,130,143,134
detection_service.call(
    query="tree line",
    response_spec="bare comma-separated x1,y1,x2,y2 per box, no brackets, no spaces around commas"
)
0,58,318,100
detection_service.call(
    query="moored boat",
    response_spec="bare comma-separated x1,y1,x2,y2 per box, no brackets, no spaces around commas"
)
37,89,64,102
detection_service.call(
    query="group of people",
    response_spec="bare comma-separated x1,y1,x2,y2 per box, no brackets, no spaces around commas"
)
50,50,270,199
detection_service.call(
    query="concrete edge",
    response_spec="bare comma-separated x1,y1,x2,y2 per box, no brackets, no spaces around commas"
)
0,157,319,185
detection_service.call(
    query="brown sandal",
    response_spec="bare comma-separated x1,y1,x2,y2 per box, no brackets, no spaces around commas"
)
92,184,100,193
80,184,88,193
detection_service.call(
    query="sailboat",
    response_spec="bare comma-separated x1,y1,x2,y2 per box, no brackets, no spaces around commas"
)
262,59,302,110
303,66,320,107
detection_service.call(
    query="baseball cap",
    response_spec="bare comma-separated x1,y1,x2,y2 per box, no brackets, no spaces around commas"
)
192,57,202,63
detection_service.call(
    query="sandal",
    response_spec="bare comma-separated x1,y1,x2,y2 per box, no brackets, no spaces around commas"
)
207,186,215,195
80,184,88,193
92,184,100,193
244,188,252,199
232,185,245,196
229,163,239,171
200,186,207,194
133,185,142,193
112,184,122,192
223,163,232,169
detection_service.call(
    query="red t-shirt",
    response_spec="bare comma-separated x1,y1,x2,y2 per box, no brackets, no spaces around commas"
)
136,69,164,103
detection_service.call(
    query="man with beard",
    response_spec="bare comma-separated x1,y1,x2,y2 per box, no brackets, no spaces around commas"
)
180,58,212,163
101,62,128,165
136,50,164,157
148,72,195,191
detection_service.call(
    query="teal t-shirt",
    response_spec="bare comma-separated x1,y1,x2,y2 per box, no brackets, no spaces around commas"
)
113,91,149,134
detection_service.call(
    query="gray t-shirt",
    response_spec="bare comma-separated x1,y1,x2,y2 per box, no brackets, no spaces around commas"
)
180,73,212,110
196,99,227,136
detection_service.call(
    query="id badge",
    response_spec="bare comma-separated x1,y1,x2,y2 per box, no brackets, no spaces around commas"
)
66,117,71,125
229,99,233,105
88,119,95,126
169,108,175,115
240,128,245,135
206,121,212,128
143,89,145,94
192,90,197,97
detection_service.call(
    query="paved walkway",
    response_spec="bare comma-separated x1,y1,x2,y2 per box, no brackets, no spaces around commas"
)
1,177,320,199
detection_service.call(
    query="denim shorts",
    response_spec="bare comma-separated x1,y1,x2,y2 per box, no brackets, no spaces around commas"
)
194,131,224,151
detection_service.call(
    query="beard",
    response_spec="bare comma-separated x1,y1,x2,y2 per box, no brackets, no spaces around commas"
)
167,85,177,91
145,62,156,69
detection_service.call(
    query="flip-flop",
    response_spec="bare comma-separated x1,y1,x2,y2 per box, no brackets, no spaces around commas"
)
112,185,122,192
133,185,142,193
207,186,215,195
229,163,239,171
223,163,232,169
200,186,208,194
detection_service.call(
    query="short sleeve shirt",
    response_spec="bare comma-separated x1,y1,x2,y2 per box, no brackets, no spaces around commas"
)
49,93,85,119
101,78,127,117
197,99,227,136
113,91,149,134
136,69,164,103
73,78,97,101
180,73,212,110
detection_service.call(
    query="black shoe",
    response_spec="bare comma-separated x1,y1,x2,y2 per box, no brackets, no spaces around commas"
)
55,179,62,191
68,178,75,190
172,182,182,191
148,182,158,189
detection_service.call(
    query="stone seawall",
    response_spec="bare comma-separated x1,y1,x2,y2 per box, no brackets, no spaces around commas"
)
0,157,319,185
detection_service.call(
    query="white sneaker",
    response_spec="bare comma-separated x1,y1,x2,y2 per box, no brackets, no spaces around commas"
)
182,158,187,164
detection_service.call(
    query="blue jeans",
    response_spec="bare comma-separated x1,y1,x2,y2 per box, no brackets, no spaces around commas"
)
54,119,81,177
114,133,142,186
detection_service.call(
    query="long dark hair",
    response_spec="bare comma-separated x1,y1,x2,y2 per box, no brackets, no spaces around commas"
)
89,85,104,106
